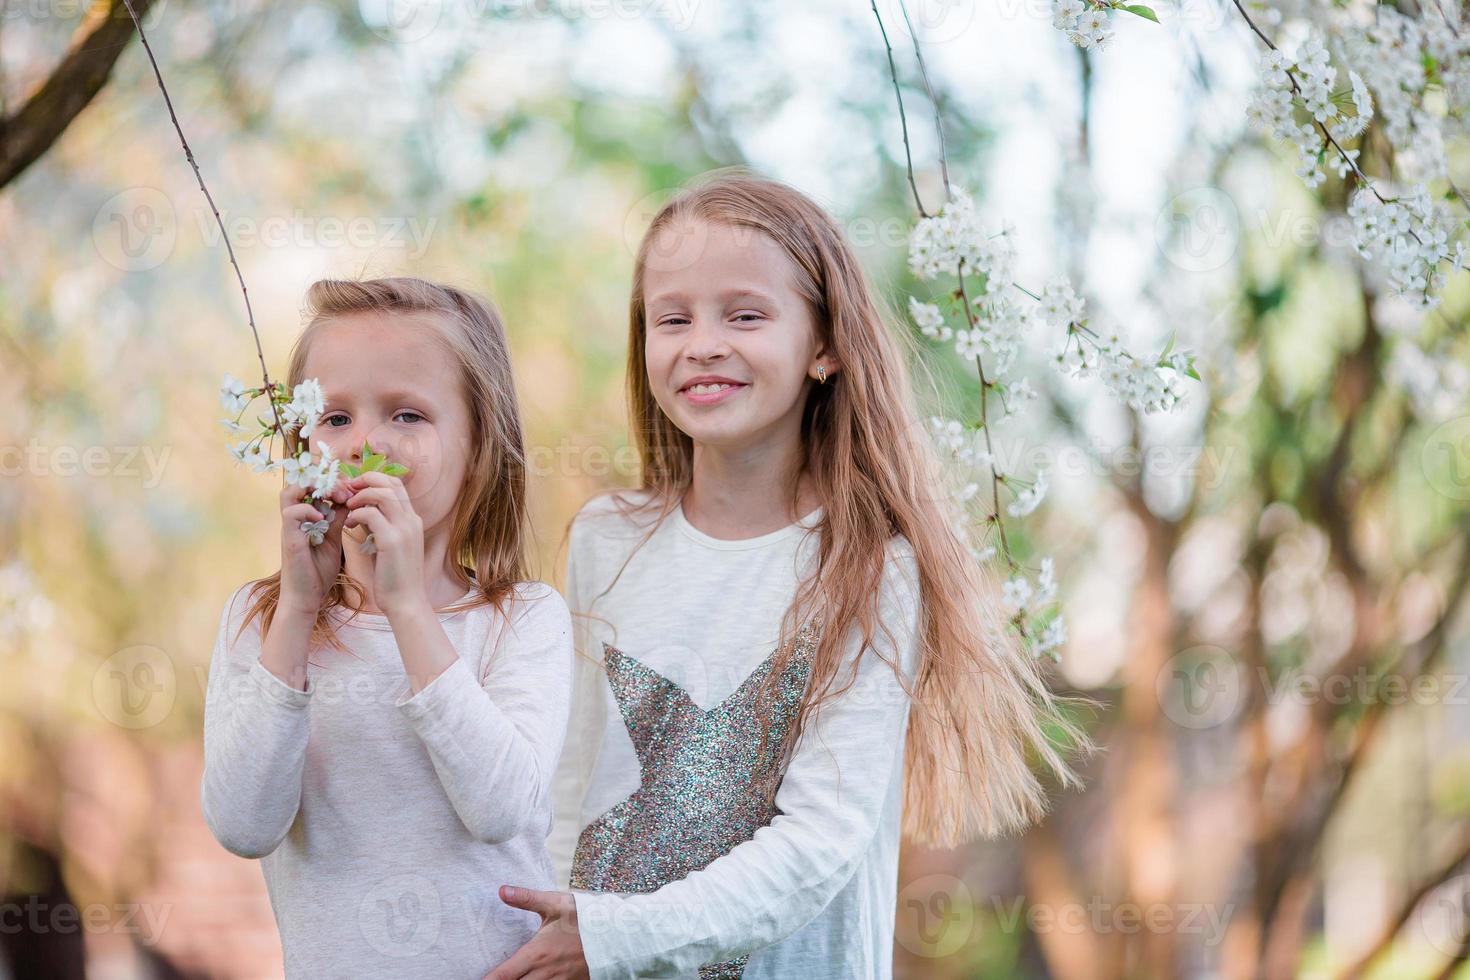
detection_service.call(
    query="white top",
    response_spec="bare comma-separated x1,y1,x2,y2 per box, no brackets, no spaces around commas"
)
201,579,573,979
548,491,922,980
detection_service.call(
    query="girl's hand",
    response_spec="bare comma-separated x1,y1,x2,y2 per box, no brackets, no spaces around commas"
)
341,470,427,617
278,480,349,615
483,887,588,980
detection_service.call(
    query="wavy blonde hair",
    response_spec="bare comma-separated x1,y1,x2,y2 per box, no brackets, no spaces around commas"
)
238,276,530,655
606,170,1092,847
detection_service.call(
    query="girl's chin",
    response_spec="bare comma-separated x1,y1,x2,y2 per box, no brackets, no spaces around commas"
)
678,420,762,448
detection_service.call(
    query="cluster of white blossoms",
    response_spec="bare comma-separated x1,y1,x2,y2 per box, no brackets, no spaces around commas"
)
906,186,1017,284
909,192,1193,410
1245,34,1374,189
220,374,343,546
1004,557,1066,655
1051,0,1158,51
1336,6,1470,186
930,411,1066,656
929,416,994,469
907,188,1195,657
1054,330,1192,414
1238,8,1470,418
1052,0,1115,50
1347,184,1466,309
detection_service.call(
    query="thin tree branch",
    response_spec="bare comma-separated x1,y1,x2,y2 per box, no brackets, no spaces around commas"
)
895,0,951,196
116,0,288,452
869,0,929,218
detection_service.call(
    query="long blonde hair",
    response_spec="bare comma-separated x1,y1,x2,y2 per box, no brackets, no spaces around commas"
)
238,276,530,655
614,170,1092,847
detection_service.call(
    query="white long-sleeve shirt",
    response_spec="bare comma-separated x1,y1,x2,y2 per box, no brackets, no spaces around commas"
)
201,579,573,978
548,491,922,980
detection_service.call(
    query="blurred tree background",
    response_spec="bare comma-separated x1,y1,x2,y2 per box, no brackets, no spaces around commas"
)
1,0,1468,977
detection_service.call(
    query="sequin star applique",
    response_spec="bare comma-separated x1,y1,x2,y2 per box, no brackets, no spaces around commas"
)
570,623,820,979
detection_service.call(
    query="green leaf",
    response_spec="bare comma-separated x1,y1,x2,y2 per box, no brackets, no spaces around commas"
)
1123,4,1159,22
345,440,411,478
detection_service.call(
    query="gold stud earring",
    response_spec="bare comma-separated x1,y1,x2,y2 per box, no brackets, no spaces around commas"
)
817,365,827,384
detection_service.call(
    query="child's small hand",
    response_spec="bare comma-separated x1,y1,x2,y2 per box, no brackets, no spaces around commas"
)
483,886,588,980
341,470,426,617
278,480,348,616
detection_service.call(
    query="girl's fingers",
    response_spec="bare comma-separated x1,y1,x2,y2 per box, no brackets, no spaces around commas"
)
344,486,396,512
344,472,413,513
482,946,533,980
283,503,328,525
343,504,383,534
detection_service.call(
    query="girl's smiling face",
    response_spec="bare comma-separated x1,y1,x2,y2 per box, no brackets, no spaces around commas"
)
302,312,471,536
642,218,834,450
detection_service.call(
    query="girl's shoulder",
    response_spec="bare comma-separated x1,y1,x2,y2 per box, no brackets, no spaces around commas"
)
502,578,568,612
471,581,571,659
880,533,921,603
479,579,570,628
882,537,917,567
568,487,669,545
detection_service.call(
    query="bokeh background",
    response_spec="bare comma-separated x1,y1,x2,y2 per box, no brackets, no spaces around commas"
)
3,0,1469,977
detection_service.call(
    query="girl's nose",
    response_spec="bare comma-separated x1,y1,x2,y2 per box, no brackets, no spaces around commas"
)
685,317,729,360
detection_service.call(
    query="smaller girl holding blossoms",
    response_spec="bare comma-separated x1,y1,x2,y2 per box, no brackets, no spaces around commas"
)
202,277,573,978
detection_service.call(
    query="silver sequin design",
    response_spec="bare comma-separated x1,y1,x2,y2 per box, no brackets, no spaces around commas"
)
570,623,820,979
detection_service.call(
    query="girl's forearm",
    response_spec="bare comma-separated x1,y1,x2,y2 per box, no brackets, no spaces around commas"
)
390,593,572,846
258,602,317,691
388,599,461,695
200,591,316,859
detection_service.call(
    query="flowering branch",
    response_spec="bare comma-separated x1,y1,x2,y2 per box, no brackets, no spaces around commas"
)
117,0,287,448
1052,0,1467,320
1052,0,1159,51
1229,3,1467,408
875,0,1197,658
116,0,397,550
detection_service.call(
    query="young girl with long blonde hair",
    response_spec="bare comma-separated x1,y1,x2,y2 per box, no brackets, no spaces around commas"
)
202,277,573,978
489,172,1090,980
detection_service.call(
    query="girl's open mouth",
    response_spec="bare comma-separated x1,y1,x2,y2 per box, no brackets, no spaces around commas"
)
679,381,748,405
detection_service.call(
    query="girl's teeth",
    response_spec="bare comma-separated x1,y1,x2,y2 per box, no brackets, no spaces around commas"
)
689,383,735,394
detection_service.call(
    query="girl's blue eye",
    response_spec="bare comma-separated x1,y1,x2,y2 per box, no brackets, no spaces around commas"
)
320,412,422,425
